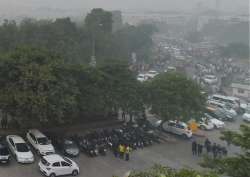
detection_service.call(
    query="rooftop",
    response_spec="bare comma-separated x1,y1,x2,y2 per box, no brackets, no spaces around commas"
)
231,83,250,91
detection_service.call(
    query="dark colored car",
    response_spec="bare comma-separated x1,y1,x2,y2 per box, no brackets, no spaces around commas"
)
0,140,11,164
54,138,80,157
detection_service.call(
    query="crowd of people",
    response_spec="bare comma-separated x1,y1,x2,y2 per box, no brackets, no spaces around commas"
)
192,138,228,158
113,143,132,161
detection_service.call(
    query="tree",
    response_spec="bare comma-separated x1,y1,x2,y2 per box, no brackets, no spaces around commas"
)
201,124,250,177
85,8,113,34
74,59,144,121
113,164,218,177
145,73,206,122
0,47,79,127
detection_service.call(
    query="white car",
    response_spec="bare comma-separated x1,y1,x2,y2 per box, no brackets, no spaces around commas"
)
145,70,159,79
26,129,55,156
6,135,34,163
198,118,214,130
39,154,79,177
242,110,250,122
203,75,218,85
162,120,192,138
204,113,225,128
137,74,147,82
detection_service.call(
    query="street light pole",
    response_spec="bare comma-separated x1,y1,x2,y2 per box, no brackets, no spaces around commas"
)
89,23,103,67
90,32,96,67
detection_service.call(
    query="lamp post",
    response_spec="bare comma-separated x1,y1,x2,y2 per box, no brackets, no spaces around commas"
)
89,23,103,67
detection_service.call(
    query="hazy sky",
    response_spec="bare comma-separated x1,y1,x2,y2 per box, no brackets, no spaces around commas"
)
0,0,248,11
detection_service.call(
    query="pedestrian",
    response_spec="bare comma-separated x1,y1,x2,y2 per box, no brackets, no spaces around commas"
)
192,140,197,156
119,144,125,159
113,142,118,158
212,143,217,159
125,145,131,161
1,118,7,129
0,118,4,129
217,144,222,158
204,138,211,154
197,144,203,156
222,147,228,156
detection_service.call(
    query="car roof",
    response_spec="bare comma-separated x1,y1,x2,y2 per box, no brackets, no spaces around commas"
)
7,135,25,143
29,129,46,138
43,154,65,163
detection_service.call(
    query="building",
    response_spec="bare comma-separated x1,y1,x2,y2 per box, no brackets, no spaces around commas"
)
111,11,123,32
231,83,250,101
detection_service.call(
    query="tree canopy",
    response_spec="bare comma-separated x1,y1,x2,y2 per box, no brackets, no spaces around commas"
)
0,9,156,65
145,73,206,122
0,47,79,127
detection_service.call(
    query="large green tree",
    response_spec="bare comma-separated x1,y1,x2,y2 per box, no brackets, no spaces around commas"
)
145,73,206,122
0,47,79,127
201,124,250,177
75,60,144,121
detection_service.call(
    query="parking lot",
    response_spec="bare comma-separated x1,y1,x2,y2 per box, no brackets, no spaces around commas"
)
0,116,246,177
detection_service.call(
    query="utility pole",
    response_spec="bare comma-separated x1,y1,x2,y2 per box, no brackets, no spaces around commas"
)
90,32,96,67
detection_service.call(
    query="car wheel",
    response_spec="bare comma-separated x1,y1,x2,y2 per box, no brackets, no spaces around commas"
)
50,173,56,177
72,170,79,176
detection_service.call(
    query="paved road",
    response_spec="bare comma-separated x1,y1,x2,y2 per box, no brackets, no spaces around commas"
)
0,116,247,177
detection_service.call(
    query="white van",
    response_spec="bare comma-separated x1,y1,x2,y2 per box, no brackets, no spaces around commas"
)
210,94,240,110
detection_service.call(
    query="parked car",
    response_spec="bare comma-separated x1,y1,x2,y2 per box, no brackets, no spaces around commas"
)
6,135,34,163
53,138,80,157
137,74,148,82
242,109,250,122
198,118,214,130
145,70,159,79
206,107,233,121
209,94,240,111
26,129,55,156
162,120,192,138
0,138,10,164
39,154,79,177
204,113,225,128
203,75,218,85
207,100,237,117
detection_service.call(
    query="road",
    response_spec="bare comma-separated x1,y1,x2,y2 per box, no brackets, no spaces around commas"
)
0,116,247,177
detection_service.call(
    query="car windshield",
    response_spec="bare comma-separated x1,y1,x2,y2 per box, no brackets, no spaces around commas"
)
41,157,50,166
0,146,9,155
16,143,29,152
37,137,49,145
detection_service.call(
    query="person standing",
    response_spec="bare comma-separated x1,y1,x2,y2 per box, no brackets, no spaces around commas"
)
192,140,197,156
204,138,211,154
197,144,203,156
125,145,131,161
212,143,217,159
1,117,7,129
119,144,125,159
113,142,118,158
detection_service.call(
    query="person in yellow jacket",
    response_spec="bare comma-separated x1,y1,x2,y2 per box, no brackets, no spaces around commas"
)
119,144,125,159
